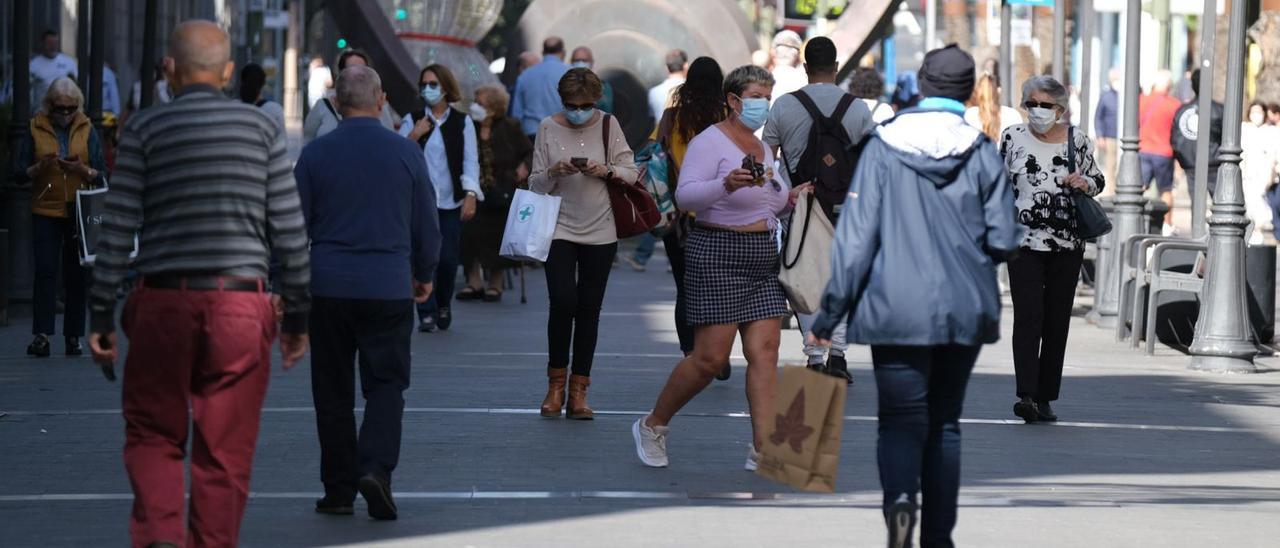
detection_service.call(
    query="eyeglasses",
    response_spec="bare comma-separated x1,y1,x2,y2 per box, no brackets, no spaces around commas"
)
1023,101,1059,110
562,102,595,111
50,105,77,115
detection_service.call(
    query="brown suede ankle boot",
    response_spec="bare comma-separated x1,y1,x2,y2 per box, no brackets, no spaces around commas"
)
566,374,594,420
540,367,569,418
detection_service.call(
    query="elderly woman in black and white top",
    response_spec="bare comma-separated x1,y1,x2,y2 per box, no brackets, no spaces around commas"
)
999,75,1104,424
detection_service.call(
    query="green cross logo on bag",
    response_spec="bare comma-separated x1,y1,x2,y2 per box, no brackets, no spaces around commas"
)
518,204,534,223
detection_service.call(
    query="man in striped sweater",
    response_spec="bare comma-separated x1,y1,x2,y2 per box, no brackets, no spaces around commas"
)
87,20,310,548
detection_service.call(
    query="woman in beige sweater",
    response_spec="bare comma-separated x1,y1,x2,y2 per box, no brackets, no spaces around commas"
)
528,68,638,420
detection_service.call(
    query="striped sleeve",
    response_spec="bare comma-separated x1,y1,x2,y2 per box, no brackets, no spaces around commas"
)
89,121,146,333
265,125,312,334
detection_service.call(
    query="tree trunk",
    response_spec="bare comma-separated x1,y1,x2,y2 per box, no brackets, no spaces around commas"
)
1249,11,1280,106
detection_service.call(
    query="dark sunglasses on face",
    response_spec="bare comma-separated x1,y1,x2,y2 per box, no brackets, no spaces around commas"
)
51,105,77,115
420,82,440,89
1023,101,1059,110
563,102,594,111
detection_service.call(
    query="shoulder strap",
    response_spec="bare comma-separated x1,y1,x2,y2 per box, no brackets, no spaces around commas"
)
601,114,612,168
321,98,339,119
831,93,856,123
1067,126,1076,174
791,90,823,122
782,192,816,269
255,98,268,108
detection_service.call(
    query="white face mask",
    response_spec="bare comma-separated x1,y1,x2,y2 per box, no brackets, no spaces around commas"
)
1028,106,1059,133
469,102,488,122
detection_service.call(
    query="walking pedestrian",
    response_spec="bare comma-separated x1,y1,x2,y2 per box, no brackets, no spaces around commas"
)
296,65,440,521
529,67,638,420
633,65,808,470
399,63,482,333
1094,68,1122,187
769,31,806,101
569,46,614,113
964,73,1023,140
29,30,78,114
807,45,1022,547
457,83,532,302
1170,69,1224,200
307,55,333,109
651,57,730,379
846,66,895,123
1000,75,1105,424
87,20,311,547
239,63,286,137
1138,70,1182,234
763,36,874,383
648,49,687,124
513,37,570,142
1244,101,1280,243
303,49,399,144
14,77,106,357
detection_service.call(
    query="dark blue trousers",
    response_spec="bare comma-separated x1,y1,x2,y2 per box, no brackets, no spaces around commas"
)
871,344,980,548
32,211,86,337
419,207,461,321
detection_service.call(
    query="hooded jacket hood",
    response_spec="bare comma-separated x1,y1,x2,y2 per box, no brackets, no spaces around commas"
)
876,109,984,187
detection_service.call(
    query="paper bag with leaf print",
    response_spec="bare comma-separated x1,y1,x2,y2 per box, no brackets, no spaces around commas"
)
755,365,847,493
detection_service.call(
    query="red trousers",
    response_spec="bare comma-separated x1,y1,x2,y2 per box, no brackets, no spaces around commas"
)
120,285,277,548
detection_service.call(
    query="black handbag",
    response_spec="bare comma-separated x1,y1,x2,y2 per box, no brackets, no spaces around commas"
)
1067,126,1112,241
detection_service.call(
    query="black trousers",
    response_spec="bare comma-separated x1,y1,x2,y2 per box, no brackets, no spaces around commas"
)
310,297,414,501
544,239,617,376
663,229,694,354
1007,249,1083,402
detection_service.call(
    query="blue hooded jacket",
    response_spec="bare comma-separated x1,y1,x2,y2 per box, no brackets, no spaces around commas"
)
810,106,1024,346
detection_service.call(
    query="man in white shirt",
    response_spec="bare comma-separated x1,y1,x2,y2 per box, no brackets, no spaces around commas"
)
647,49,686,123
306,56,332,108
769,30,807,103
30,30,78,114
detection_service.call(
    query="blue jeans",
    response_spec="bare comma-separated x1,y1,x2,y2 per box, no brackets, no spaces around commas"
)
32,212,86,337
632,232,657,265
419,207,461,320
871,344,980,548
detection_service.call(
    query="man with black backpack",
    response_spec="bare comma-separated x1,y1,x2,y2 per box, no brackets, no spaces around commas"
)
763,36,874,383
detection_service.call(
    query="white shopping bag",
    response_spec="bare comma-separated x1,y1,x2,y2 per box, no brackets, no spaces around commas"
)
500,189,562,262
778,190,834,314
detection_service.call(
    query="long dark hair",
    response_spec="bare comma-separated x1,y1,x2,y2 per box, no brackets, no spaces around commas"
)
671,57,726,143
239,63,266,104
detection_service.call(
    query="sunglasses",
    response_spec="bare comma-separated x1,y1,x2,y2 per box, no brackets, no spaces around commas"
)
51,105,77,115
420,82,440,89
563,102,595,111
1023,101,1059,110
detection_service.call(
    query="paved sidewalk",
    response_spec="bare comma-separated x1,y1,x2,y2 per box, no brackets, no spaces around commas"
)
2,250,1279,547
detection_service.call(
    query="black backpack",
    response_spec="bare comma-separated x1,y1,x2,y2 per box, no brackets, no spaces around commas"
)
784,90,860,221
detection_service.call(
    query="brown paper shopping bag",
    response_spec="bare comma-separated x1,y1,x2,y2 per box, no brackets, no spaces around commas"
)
755,365,847,493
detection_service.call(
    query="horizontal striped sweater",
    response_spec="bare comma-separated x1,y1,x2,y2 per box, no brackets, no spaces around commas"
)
89,84,311,333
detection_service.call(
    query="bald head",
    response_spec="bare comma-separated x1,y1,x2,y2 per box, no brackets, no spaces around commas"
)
1151,70,1173,94
165,20,234,90
335,66,384,118
518,51,540,73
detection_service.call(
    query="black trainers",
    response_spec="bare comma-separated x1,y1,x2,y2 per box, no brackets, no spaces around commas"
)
437,307,453,331
1036,400,1058,422
418,316,437,333
315,495,355,516
826,354,853,385
1013,397,1040,424
65,337,83,357
886,494,918,548
27,335,50,358
715,362,732,381
357,473,398,520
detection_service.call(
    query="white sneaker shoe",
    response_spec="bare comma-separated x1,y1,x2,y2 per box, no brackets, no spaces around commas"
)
632,416,669,468
1162,223,1179,237
745,446,760,471
622,256,647,272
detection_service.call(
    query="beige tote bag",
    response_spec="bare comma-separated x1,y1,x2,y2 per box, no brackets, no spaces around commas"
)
779,190,834,314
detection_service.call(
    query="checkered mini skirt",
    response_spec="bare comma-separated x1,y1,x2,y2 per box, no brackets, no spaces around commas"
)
684,225,789,326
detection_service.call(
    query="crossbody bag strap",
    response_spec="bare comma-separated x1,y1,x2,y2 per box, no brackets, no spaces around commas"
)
782,192,815,270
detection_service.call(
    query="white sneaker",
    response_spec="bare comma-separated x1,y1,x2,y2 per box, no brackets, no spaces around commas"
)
1162,223,1179,237
745,446,760,471
622,256,647,272
632,416,669,468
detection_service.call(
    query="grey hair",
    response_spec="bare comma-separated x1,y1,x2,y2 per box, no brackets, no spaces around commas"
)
335,65,382,112
1021,75,1069,110
723,65,775,97
43,77,84,112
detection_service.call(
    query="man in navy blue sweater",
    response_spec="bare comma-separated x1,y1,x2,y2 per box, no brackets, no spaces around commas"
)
294,65,440,521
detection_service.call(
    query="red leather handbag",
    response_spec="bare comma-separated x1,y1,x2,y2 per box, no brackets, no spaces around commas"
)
600,114,661,239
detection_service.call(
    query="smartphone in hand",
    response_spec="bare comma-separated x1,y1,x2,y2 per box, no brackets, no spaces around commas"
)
570,157,588,169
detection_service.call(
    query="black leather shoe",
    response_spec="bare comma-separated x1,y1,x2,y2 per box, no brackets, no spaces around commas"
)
437,307,453,331
826,354,853,385
315,495,355,516
418,316,437,333
1036,401,1058,422
65,337,83,357
27,335,50,358
358,474,398,520
1013,397,1039,424
715,362,732,381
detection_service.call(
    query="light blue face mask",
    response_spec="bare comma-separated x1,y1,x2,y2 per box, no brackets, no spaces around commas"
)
734,95,770,131
565,107,594,125
421,85,443,105
571,61,590,69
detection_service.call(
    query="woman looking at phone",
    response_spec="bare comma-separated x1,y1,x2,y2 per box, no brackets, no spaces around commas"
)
633,65,809,470
528,68,638,420
14,77,107,357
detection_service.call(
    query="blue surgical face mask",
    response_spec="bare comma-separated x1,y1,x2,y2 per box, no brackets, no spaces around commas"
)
571,61,590,69
565,107,594,125
733,94,770,131
421,85,443,106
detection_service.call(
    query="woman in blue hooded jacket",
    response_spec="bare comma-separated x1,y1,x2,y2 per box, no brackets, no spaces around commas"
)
808,45,1022,548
